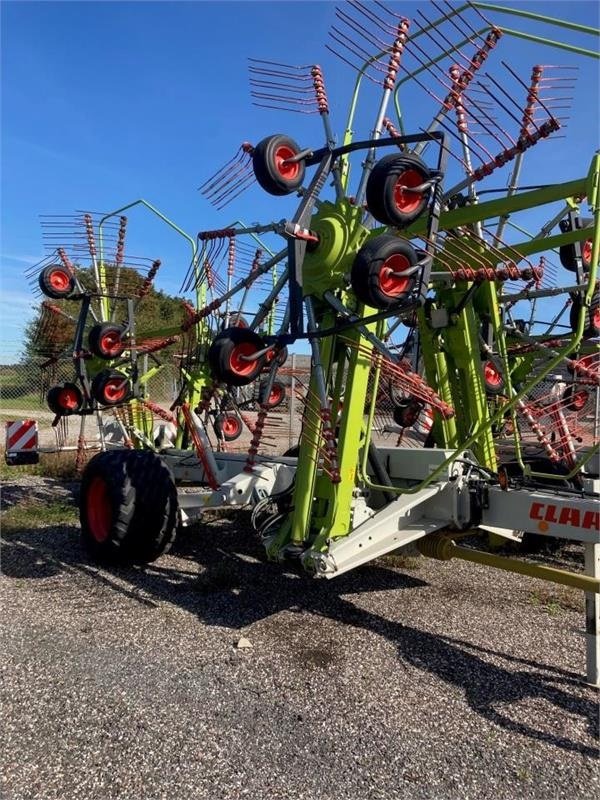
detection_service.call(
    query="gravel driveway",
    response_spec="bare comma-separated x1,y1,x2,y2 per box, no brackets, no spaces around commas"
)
1,476,598,799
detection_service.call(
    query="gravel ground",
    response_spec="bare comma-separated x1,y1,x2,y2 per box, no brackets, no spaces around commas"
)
1,475,598,800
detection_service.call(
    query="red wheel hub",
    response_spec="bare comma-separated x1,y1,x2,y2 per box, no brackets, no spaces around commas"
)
582,239,592,265
100,331,123,357
229,342,258,377
223,416,241,436
268,385,284,405
274,145,300,181
102,378,128,404
48,268,71,292
571,390,589,411
393,169,424,215
593,307,600,331
57,387,81,411
484,361,503,387
379,254,411,297
87,476,112,543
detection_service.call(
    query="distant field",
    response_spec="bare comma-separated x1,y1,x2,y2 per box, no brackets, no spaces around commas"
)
0,364,44,411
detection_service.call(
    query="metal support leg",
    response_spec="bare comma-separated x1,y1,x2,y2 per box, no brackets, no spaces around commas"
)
584,542,600,687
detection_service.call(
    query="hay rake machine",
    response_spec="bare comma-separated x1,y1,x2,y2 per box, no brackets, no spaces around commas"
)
8,2,600,683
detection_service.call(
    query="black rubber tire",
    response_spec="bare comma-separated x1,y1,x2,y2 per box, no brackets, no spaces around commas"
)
88,323,126,360
388,381,406,407
351,234,418,310
214,412,243,442
259,379,286,409
91,369,132,406
562,384,590,412
252,134,306,196
482,360,505,395
570,293,600,339
208,327,267,386
366,153,431,228
559,240,594,272
274,345,288,366
80,449,178,564
38,265,76,299
392,399,423,428
46,382,84,416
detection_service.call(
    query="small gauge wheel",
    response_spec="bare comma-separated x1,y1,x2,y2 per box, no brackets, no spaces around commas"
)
366,153,432,228
252,134,306,196
38,265,76,299
351,234,418,310
208,327,267,386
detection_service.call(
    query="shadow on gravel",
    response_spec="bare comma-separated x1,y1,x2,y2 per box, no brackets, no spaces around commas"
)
2,512,598,756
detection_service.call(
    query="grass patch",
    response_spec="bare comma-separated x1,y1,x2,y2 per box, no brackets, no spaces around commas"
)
515,767,531,782
528,585,584,614
0,451,80,481
382,553,421,570
2,499,78,531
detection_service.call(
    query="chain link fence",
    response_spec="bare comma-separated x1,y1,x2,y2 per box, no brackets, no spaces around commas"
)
0,349,314,455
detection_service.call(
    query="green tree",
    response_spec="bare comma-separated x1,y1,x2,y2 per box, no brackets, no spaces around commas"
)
23,265,187,363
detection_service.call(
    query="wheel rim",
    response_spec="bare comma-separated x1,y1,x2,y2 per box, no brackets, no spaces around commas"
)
268,384,284,406
57,386,81,411
100,331,123,357
274,145,300,181
484,361,503,388
593,307,600,331
229,342,258,377
379,254,411,297
223,416,241,436
571,390,589,410
87,476,111,543
48,268,71,292
402,408,420,427
393,169,424,215
582,239,592,265
102,378,128,404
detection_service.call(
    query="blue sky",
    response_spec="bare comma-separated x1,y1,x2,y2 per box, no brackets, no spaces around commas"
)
1,0,599,362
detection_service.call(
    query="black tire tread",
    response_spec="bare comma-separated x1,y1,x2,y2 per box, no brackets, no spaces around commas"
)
252,134,306,196
366,153,431,228
80,450,178,564
88,323,126,360
351,234,418,310
570,293,599,339
208,327,266,386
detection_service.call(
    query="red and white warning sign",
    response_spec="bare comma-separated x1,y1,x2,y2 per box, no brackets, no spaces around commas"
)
4,420,39,465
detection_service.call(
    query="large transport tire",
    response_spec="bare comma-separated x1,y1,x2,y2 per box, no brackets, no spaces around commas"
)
351,234,418,310
38,265,76,299
80,449,178,564
366,153,431,228
208,327,267,386
88,323,126,360
252,134,306,196
569,293,600,339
